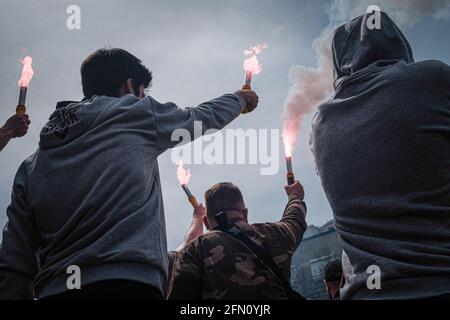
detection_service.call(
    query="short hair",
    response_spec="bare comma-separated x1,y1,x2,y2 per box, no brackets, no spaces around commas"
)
81,48,152,98
323,259,343,282
204,182,245,219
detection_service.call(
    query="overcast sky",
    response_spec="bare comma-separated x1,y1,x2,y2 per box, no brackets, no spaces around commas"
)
1,0,449,250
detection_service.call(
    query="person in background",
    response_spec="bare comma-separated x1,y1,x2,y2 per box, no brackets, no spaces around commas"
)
0,114,30,152
167,181,307,300
323,260,343,300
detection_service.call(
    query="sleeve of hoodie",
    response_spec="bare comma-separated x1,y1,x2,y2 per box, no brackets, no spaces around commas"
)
0,163,39,300
148,93,247,154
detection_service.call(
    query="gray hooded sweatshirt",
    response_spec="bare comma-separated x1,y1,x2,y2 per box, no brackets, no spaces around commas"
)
310,13,450,299
0,92,246,299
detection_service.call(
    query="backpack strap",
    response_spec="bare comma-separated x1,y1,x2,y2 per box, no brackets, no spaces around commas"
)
217,224,305,300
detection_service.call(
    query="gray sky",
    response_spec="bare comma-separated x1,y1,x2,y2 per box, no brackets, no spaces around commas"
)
1,0,449,249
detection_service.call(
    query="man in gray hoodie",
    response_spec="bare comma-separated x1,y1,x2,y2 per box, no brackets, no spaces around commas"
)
0,48,259,300
310,12,450,299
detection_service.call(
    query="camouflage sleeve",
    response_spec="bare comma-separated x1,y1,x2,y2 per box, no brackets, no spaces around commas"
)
166,239,203,300
274,194,307,250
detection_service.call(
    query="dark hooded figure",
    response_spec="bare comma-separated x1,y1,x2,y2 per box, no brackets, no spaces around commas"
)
310,12,450,300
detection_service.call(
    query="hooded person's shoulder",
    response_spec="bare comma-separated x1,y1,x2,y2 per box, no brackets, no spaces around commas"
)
402,60,450,87
413,60,450,77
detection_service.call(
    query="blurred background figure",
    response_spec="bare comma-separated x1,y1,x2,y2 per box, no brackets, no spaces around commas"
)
0,114,30,152
323,259,343,300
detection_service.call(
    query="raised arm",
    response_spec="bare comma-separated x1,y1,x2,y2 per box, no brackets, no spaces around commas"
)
149,90,258,154
275,181,307,250
175,204,206,252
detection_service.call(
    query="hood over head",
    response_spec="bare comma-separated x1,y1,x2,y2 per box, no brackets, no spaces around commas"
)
332,11,414,86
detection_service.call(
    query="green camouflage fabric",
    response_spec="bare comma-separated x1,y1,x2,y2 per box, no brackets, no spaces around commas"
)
167,194,307,300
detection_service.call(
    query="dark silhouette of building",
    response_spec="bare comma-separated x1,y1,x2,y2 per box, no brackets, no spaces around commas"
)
290,220,343,299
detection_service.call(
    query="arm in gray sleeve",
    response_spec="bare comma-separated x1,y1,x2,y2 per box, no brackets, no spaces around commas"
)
149,93,246,154
0,163,39,299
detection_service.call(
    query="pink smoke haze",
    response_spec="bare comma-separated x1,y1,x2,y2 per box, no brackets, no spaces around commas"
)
243,43,267,77
18,56,34,88
244,43,268,56
281,31,334,158
176,161,191,185
283,131,296,158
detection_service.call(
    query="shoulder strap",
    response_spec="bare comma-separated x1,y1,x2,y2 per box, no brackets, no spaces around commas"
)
220,225,305,300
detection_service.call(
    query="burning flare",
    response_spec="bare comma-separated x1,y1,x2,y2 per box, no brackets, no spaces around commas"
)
176,161,192,186
16,56,34,115
176,161,198,208
18,56,34,88
243,43,267,87
281,31,334,158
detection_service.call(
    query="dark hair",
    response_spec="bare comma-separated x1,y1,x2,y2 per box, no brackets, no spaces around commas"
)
81,48,152,98
323,260,343,282
204,182,245,219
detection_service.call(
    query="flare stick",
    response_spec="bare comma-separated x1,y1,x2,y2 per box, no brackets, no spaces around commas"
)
16,56,34,115
286,156,295,185
181,184,199,208
17,87,27,115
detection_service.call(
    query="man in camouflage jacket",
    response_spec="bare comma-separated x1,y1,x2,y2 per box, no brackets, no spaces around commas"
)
167,181,307,300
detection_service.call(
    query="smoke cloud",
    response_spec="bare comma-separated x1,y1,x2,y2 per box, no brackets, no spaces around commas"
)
329,0,450,27
281,0,450,155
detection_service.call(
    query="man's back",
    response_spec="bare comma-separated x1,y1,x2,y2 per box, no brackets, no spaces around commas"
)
29,95,167,298
168,194,306,300
311,12,450,299
0,92,246,299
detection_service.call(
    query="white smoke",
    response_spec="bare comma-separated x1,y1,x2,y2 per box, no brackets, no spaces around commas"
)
329,0,450,27
281,0,450,153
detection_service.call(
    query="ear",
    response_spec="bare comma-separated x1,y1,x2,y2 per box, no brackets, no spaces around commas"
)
138,85,145,98
203,216,210,230
125,79,135,94
243,208,248,223
118,79,135,97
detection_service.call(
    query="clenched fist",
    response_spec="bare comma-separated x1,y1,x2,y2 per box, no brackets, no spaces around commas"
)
235,90,259,114
285,181,305,200
0,114,31,152
4,114,30,138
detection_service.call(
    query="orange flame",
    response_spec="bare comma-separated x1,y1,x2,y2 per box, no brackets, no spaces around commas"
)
176,161,191,185
18,56,34,88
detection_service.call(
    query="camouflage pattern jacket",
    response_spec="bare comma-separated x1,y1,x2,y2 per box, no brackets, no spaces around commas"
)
167,194,307,300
